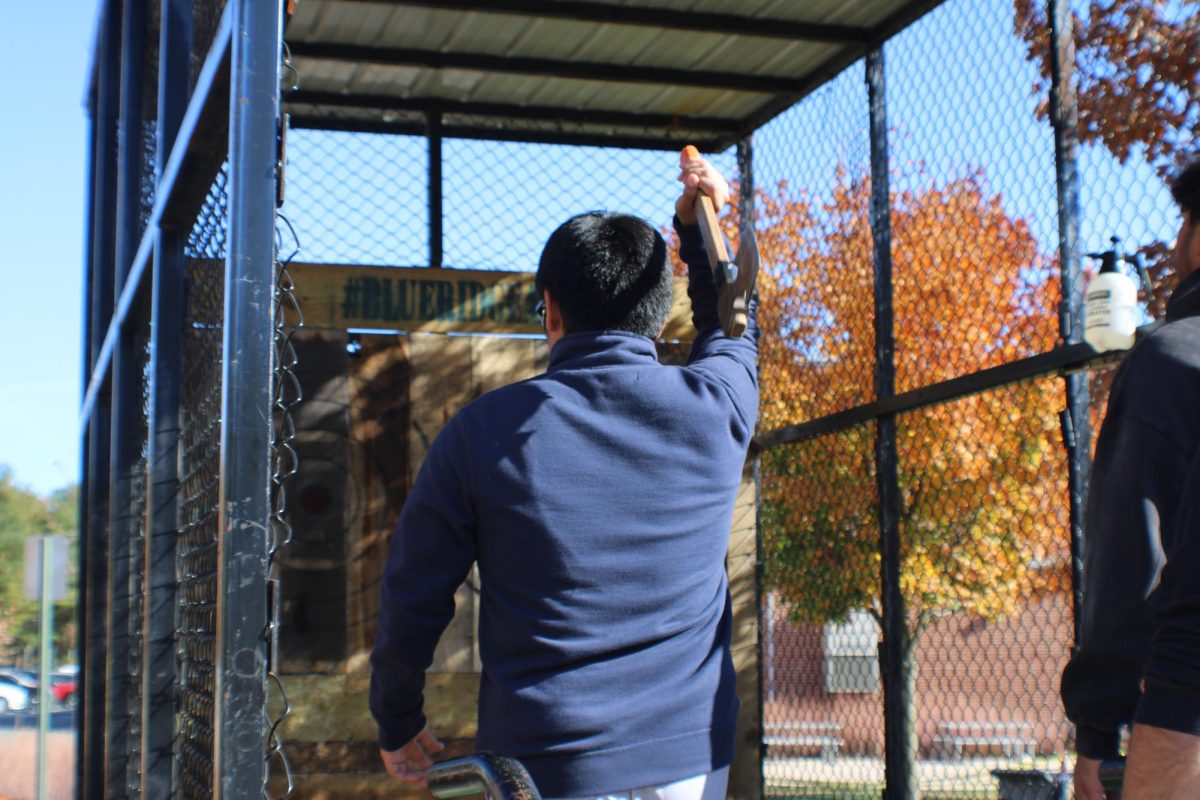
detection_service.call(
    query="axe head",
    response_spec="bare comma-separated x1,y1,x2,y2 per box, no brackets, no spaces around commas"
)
718,223,759,338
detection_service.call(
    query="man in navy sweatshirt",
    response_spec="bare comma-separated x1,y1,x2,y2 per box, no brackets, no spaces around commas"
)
1061,158,1200,800
370,153,757,799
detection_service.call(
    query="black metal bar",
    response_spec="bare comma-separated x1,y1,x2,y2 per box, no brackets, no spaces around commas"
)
867,46,911,800
80,9,232,430
82,390,113,800
753,341,1112,451
738,133,767,800
428,111,443,269
141,235,185,800
323,0,869,43
287,41,794,94
138,1,193,795
114,0,146,294
78,32,101,800
81,1,123,795
287,114,718,153
1048,0,1090,645
105,305,144,799
286,90,742,133
216,0,281,793
107,1,148,781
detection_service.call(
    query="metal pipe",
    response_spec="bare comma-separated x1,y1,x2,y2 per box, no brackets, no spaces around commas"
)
738,133,768,800
1048,0,1090,643
216,0,283,794
429,111,443,268
139,5,193,792
81,1,122,794
867,46,911,800
114,0,146,294
427,754,542,800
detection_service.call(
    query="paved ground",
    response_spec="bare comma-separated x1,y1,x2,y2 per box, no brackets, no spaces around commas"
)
0,722,75,800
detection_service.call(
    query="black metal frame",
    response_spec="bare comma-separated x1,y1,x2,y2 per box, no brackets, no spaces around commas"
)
80,1,1112,798
81,0,282,796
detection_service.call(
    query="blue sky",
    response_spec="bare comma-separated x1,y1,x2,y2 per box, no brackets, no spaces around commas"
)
0,1,100,496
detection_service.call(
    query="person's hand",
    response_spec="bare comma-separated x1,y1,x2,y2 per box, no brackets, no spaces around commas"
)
380,726,445,785
1075,755,1120,800
676,149,730,226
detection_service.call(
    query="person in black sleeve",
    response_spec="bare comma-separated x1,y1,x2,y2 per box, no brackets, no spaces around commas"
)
1061,157,1200,800
369,152,757,800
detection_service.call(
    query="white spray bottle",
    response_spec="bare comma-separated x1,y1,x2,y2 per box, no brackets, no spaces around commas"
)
1084,237,1138,352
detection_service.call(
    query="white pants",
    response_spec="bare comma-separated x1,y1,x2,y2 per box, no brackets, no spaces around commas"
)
547,766,729,800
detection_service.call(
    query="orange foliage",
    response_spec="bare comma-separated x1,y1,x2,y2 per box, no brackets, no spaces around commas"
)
670,168,1068,628
1013,0,1198,175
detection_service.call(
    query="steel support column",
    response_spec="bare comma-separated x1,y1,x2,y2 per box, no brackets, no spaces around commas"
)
738,134,768,800
104,0,149,792
138,1,194,793
867,46,912,800
81,1,123,795
215,0,282,794
428,111,444,268
1048,0,1090,642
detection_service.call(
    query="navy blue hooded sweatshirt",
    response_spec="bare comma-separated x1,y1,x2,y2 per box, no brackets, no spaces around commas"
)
1061,268,1200,759
370,220,758,797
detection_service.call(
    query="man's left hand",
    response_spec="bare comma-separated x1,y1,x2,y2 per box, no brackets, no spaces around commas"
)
380,726,445,785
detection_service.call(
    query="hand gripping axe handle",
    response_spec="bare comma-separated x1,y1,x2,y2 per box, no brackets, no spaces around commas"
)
682,145,759,337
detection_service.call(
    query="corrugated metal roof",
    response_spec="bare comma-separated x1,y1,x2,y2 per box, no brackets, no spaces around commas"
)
283,0,946,150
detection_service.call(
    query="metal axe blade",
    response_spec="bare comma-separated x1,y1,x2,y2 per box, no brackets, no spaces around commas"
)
719,223,759,338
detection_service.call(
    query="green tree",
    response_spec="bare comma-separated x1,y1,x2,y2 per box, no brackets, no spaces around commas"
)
0,468,79,665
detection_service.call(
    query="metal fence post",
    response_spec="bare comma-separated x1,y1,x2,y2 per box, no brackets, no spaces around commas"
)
867,45,911,800
738,133,768,800
1047,0,1090,642
81,1,123,795
429,111,444,269
139,1,194,794
216,0,283,794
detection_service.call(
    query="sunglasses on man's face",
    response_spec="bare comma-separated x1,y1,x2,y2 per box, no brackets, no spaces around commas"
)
535,300,546,328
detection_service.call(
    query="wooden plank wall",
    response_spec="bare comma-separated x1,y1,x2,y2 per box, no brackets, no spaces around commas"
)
272,331,760,799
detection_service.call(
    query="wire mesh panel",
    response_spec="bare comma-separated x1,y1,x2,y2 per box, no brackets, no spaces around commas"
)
884,0,1062,394
283,125,428,266
176,168,228,800
759,426,884,798
753,64,874,426
443,139,737,273
894,377,1072,797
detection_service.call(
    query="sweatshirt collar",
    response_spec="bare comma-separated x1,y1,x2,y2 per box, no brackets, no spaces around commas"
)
1166,269,1200,321
548,330,660,371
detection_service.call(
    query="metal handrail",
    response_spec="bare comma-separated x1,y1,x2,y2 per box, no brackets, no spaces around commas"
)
427,754,542,800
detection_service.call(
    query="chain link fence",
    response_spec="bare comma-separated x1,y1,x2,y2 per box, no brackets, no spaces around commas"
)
754,0,1189,798
176,169,228,800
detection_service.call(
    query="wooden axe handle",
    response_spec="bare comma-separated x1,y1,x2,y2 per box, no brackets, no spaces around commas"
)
682,145,728,273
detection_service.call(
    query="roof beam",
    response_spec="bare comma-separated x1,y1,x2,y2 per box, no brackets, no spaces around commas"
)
288,41,810,94
328,0,869,44
288,114,723,152
286,90,742,133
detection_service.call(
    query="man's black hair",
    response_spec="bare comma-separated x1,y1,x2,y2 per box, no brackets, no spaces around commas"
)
535,211,673,338
1171,158,1200,217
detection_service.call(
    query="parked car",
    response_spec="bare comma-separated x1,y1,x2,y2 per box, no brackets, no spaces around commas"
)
0,667,38,691
0,675,32,713
50,673,78,706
